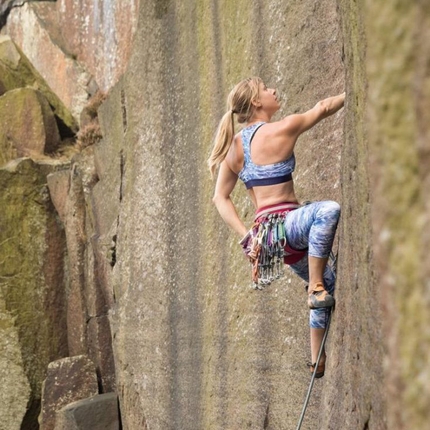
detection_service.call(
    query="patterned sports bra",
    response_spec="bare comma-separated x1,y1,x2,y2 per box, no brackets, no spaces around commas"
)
238,122,296,190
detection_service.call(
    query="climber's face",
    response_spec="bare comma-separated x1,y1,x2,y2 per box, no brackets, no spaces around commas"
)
253,82,280,114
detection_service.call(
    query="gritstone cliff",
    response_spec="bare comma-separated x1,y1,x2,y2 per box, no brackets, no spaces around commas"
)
1,1,429,429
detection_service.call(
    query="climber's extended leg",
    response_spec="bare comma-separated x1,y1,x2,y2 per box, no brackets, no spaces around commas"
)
284,201,340,309
284,201,340,375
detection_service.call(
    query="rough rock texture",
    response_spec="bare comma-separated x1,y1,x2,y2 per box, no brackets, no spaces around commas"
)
99,1,344,429
2,0,429,429
40,355,99,430
364,1,430,429
0,297,31,430
54,393,120,430
0,35,77,136
0,0,54,27
3,0,140,94
0,87,60,165
3,2,93,121
0,157,69,429
56,0,139,91
51,147,116,393
47,169,69,222
319,2,387,429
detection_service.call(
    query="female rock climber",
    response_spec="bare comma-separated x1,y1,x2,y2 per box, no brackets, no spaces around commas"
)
208,77,345,378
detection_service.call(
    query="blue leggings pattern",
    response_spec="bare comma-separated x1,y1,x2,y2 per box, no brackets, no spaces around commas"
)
284,201,340,329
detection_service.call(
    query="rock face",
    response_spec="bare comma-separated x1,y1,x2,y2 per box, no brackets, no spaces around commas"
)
319,2,386,428
364,1,430,429
2,0,139,95
55,0,139,91
3,2,93,121
0,35,77,136
100,1,345,429
44,145,117,397
0,87,60,165
39,355,99,430
54,393,120,430
1,0,430,429
0,0,54,27
0,158,69,429
0,297,31,430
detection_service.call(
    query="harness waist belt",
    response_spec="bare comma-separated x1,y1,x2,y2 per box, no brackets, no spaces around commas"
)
255,201,301,220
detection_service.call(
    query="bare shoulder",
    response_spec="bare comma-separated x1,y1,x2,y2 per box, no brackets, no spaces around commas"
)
263,117,299,137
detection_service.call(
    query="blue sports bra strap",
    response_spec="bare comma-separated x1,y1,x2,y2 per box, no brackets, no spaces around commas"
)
242,122,265,156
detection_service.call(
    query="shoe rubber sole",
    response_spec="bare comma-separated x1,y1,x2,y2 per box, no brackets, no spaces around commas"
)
308,294,335,309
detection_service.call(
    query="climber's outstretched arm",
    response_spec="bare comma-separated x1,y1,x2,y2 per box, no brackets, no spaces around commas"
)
280,93,345,138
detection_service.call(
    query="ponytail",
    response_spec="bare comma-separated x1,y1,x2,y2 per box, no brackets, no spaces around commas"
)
208,110,235,177
207,76,262,177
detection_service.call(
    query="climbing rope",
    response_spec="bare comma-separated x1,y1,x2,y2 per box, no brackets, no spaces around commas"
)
296,249,338,430
295,308,332,430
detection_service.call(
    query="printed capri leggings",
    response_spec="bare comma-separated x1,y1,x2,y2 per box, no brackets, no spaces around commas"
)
284,201,341,329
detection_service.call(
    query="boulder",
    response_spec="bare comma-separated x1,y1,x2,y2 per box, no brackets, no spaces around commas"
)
39,355,99,430
0,35,77,136
54,393,120,430
0,157,69,428
3,3,92,122
0,87,60,166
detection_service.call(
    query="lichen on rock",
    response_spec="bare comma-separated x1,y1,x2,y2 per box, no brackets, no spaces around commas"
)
3,3,94,122
0,35,77,137
0,157,69,427
0,297,31,430
0,87,61,166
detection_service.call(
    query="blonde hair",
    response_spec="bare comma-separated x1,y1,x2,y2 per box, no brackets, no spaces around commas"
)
208,77,263,177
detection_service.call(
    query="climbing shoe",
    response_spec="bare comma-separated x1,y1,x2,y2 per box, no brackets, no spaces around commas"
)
307,282,335,309
307,361,325,378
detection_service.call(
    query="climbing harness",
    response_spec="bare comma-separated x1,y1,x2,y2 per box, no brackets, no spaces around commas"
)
239,202,307,289
295,249,338,430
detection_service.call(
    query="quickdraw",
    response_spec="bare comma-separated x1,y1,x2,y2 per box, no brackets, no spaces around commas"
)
255,213,285,288
240,202,307,290
240,206,306,289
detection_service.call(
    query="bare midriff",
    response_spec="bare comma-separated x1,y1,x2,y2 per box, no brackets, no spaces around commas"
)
248,179,298,209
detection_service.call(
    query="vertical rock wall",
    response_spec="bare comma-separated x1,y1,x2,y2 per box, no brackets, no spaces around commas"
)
365,1,430,429
0,297,31,429
320,1,387,429
0,1,136,429
322,1,430,428
100,1,345,429
2,0,430,429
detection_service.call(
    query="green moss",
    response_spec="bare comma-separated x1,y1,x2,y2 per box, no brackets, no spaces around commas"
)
0,158,68,397
0,37,77,135
0,88,61,165
365,0,430,427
